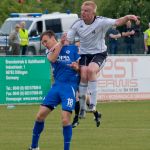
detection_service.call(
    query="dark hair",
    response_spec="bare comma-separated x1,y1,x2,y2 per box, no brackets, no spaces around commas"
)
40,30,55,41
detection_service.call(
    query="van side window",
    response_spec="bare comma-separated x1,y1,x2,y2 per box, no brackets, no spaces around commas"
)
45,19,62,33
37,21,43,34
30,21,43,37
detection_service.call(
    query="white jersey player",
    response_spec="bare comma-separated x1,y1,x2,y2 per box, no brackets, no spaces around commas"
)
67,0,139,127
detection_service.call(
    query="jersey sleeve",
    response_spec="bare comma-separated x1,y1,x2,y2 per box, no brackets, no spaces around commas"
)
67,19,80,42
73,46,80,61
67,28,77,43
99,17,117,33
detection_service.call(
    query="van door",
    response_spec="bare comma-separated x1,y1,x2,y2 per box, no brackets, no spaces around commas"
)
28,21,43,55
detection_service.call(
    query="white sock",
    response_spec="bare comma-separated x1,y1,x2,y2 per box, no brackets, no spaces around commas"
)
88,80,97,106
79,82,88,110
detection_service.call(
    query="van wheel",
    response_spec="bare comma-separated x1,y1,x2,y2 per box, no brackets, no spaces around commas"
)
27,47,36,55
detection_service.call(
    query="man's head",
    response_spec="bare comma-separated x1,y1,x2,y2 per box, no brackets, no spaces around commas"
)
112,25,117,29
20,21,26,29
81,1,97,24
40,30,56,49
15,24,20,31
126,20,132,28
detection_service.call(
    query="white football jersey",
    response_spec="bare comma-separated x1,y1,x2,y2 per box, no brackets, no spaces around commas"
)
67,16,116,54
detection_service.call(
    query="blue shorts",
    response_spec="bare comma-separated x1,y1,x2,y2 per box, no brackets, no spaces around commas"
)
42,82,78,112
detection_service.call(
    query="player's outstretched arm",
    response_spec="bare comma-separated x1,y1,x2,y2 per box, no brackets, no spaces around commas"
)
47,42,62,63
115,15,140,26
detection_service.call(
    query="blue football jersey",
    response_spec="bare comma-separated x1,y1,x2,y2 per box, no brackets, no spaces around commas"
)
50,44,80,84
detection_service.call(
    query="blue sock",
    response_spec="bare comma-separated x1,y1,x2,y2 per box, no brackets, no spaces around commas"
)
63,125,72,150
31,121,44,148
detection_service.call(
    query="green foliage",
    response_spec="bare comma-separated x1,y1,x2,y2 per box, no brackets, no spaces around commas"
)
97,0,150,30
0,101,150,150
0,0,150,30
0,0,64,26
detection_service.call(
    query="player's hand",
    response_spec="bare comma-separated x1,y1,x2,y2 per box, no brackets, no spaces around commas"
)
60,33,68,45
127,15,140,22
130,30,135,35
68,62,79,71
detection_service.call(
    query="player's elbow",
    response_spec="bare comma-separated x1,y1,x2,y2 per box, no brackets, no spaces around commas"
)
67,33,75,43
49,59,56,63
47,55,57,63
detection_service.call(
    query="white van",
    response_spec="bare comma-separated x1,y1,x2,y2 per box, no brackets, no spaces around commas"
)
0,12,78,55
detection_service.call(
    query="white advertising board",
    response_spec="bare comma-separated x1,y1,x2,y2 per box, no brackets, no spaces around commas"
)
97,56,150,101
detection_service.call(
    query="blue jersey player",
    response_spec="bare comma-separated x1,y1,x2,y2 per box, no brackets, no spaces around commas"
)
28,30,80,150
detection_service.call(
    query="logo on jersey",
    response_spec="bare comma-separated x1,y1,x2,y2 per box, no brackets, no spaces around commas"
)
80,25,83,28
67,98,73,108
66,50,70,54
57,55,70,61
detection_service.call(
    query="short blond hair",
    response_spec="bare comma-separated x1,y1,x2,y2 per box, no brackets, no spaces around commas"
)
20,21,26,26
82,1,97,13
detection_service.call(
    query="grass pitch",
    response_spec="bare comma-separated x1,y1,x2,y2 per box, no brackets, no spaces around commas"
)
0,100,150,150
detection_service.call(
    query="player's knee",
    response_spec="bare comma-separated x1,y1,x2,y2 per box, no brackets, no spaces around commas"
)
80,68,88,81
88,63,99,73
62,117,70,126
36,113,45,122
87,67,97,75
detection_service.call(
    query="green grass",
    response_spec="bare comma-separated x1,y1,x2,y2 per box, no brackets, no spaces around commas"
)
0,101,150,150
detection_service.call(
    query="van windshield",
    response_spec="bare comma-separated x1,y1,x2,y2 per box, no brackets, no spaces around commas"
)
0,20,32,35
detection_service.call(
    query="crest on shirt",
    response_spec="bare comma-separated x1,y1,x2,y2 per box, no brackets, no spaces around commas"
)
66,50,70,54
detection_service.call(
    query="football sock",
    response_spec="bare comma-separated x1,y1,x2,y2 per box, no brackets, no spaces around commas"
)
31,121,44,148
63,125,72,150
75,101,80,117
93,110,99,117
79,82,88,110
88,80,97,106
86,95,90,107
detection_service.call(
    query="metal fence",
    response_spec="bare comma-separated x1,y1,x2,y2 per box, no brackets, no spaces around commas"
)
106,33,145,55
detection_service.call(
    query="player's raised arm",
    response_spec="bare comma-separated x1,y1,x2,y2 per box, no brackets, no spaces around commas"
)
115,15,139,26
40,30,63,63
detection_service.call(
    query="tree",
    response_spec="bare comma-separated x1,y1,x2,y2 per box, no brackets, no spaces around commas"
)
18,0,24,3
96,0,150,30
0,0,150,30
